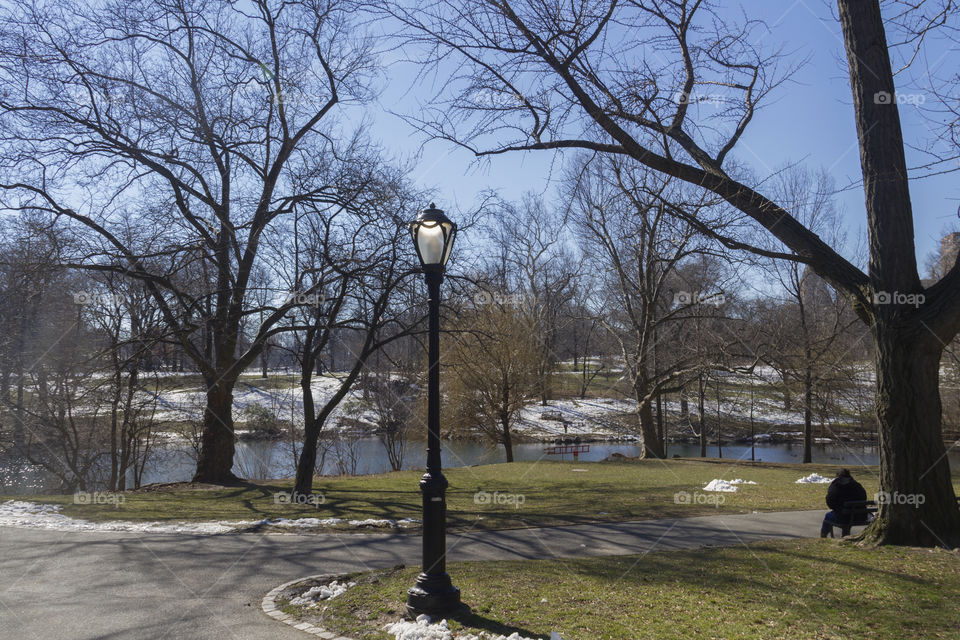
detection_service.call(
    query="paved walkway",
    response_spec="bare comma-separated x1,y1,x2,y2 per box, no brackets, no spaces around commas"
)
0,510,823,640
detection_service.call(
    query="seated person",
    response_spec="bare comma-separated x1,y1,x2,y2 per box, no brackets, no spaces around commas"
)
819,468,869,538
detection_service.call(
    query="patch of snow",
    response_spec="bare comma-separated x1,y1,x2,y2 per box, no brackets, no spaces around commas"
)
289,579,356,607
268,517,418,529
144,375,377,433
701,478,756,492
0,501,419,534
700,478,756,492
268,517,349,528
383,615,548,640
795,473,832,484
513,397,635,438
703,479,739,492
0,500,242,534
349,518,398,528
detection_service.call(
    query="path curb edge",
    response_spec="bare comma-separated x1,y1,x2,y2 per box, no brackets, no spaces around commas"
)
261,573,359,640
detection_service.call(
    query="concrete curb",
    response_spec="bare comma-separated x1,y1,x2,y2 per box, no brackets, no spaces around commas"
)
261,573,359,640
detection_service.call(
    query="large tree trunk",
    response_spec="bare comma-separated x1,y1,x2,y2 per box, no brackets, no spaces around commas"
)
501,415,514,462
859,328,960,546
635,383,664,458
295,331,375,494
295,421,321,496
192,383,240,484
294,363,319,497
837,0,960,546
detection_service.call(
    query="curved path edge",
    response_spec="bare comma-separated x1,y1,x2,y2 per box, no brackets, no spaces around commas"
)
261,573,357,640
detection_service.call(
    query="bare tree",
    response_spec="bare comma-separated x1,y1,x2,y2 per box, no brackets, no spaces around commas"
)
0,241,163,491
486,195,578,405
566,154,739,457
269,173,419,495
0,216,77,450
386,0,960,546
370,366,420,472
85,270,166,490
448,296,539,462
670,252,746,458
760,168,862,463
0,0,386,483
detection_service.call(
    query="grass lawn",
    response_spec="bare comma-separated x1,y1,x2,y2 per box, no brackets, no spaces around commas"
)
8,459,958,530
284,539,960,639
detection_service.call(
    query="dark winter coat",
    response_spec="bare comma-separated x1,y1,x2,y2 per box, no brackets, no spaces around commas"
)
826,476,867,522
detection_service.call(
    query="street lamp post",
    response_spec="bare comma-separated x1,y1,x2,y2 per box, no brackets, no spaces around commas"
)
406,203,463,618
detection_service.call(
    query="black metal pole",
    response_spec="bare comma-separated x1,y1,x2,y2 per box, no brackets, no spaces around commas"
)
406,268,462,617
425,271,443,479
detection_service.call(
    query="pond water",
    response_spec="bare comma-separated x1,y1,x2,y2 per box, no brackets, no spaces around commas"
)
4,437,959,494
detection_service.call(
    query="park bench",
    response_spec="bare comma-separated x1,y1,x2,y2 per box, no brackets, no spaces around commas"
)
826,500,877,538
828,498,960,538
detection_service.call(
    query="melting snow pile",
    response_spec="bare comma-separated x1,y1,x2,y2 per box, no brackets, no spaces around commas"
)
0,500,239,534
795,473,832,484
702,479,756,492
384,616,555,640
289,579,356,607
0,500,418,534
267,517,418,529
348,518,418,528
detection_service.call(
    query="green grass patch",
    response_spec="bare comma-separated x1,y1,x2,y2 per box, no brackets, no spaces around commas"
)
9,459,957,530
295,539,960,639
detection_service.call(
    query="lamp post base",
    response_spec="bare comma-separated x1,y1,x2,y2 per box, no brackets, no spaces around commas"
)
406,573,464,618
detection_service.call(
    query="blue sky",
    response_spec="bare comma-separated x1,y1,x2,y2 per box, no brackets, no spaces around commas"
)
361,0,958,271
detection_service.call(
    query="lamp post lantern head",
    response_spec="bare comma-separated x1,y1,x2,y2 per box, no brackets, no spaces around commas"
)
409,203,456,270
